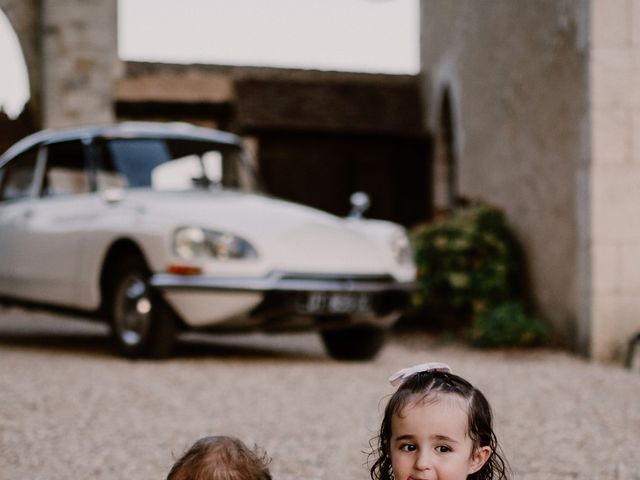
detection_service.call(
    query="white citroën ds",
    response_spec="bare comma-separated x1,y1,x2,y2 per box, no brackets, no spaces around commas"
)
0,122,415,359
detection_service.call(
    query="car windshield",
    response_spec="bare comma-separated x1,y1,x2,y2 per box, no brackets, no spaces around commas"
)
95,137,259,192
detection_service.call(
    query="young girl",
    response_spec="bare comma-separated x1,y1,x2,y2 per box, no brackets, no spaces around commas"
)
370,362,509,480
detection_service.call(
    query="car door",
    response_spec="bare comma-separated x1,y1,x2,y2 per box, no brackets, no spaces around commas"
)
0,146,42,297
8,139,98,307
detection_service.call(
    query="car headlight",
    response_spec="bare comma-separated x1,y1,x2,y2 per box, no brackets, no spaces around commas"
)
391,230,413,265
173,227,258,260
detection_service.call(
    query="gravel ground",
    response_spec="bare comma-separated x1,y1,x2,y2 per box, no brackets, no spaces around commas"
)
1,307,639,480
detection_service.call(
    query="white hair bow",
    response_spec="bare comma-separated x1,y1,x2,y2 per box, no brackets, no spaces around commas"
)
388,362,452,387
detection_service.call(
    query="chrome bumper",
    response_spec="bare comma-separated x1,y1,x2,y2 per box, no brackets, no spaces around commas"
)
150,270,416,293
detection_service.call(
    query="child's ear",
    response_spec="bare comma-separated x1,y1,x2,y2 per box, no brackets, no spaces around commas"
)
468,446,492,474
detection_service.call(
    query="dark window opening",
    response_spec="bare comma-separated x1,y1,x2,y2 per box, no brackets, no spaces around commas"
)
42,140,89,197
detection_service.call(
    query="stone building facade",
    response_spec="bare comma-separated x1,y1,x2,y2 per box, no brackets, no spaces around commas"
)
421,0,640,361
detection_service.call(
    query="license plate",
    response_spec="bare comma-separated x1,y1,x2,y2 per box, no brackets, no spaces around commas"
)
301,292,372,314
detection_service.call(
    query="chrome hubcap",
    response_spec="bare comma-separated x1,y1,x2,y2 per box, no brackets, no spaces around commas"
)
115,274,152,346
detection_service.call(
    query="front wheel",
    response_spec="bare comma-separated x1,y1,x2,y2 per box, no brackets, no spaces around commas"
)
108,255,178,358
320,325,387,361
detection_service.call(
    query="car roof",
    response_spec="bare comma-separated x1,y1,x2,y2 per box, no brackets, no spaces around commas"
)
0,122,242,165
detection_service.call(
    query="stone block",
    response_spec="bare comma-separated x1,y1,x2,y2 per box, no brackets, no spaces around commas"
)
592,243,620,293
591,293,640,361
592,0,632,48
630,110,640,162
633,0,640,46
591,56,634,109
619,242,640,290
591,46,634,69
591,108,630,164
591,164,640,240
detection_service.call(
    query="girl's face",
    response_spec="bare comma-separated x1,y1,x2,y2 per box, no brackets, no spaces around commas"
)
389,395,490,480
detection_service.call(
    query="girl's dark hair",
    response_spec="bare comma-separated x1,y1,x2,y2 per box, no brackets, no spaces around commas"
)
369,371,509,480
167,435,272,480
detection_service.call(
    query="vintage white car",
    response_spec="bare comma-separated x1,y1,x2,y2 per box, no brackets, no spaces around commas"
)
0,122,415,359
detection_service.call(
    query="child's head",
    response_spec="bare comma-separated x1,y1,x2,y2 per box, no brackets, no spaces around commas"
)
370,363,508,480
167,435,272,480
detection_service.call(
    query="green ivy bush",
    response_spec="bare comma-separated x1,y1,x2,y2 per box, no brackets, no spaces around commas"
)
469,300,549,347
409,202,549,347
411,202,521,317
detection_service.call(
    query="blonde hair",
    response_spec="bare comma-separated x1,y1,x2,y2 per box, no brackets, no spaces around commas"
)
167,436,272,480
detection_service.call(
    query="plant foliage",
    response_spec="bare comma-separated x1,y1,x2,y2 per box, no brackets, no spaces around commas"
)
411,202,520,316
410,202,549,346
470,300,549,347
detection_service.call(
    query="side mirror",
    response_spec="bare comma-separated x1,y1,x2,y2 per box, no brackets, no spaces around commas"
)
349,191,370,219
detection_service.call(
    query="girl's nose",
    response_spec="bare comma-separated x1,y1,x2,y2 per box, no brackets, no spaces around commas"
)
414,450,433,471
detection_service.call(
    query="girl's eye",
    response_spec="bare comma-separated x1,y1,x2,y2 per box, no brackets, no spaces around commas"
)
400,444,417,452
436,445,451,453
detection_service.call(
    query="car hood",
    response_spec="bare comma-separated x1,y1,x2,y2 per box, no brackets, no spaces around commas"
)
123,189,401,274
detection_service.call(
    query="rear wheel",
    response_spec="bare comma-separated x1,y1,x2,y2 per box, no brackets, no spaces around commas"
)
108,254,177,358
320,324,386,361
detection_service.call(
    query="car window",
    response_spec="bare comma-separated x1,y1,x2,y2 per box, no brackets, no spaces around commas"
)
0,147,39,201
93,141,128,190
151,152,222,190
42,140,90,197
96,138,257,192
104,139,170,188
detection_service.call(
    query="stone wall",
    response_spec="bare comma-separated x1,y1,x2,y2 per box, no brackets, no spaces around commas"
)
40,0,119,127
588,0,640,360
420,0,589,346
1,0,119,128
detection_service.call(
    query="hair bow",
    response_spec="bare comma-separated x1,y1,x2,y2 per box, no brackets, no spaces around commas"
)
388,362,452,387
